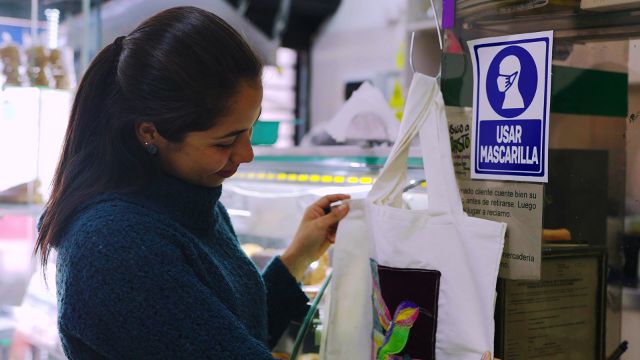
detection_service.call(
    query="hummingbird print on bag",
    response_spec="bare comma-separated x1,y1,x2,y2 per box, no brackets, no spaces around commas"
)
370,260,431,360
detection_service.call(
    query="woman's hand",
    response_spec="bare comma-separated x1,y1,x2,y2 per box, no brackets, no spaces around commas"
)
482,352,500,360
280,194,351,281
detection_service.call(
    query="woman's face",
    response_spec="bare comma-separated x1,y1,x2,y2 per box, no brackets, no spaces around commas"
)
152,81,263,187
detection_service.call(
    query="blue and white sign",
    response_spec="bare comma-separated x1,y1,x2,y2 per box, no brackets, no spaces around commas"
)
468,31,553,182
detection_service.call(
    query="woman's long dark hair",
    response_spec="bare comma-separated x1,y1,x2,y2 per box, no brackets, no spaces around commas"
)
35,6,263,269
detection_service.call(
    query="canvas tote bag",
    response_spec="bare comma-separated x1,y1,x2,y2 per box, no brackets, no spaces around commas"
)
321,73,506,360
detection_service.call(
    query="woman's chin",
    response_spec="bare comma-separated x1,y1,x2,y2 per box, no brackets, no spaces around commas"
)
205,175,225,187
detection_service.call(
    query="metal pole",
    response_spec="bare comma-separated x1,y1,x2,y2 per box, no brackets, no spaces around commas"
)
96,0,103,50
30,0,37,42
81,0,91,74
295,50,309,145
30,0,38,205
272,0,292,41
237,0,251,16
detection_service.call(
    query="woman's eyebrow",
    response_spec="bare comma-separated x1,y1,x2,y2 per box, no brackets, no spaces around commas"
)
215,108,262,139
217,107,262,139
216,128,247,139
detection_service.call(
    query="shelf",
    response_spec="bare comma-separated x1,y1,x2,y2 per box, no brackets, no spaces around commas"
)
455,0,640,42
407,18,437,32
64,0,279,65
467,10,640,42
441,53,628,117
0,203,45,218
581,0,640,11
254,144,427,158
623,286,640,310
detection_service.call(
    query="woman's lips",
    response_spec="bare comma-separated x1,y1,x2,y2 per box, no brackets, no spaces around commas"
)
217,168,238,178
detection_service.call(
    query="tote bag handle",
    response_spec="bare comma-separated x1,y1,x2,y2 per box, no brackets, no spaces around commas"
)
368,73,464,216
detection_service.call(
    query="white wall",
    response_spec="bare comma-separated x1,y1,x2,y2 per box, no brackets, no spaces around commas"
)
310,0,407,126
320,0,405,35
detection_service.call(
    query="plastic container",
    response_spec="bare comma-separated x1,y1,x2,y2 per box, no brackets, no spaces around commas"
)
251,121,280,145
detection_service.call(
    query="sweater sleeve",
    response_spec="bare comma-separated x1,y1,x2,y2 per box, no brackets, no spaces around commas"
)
57,224,276,360
262,256,310,348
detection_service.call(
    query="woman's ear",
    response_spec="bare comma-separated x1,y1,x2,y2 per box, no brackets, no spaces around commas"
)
135,122,159,145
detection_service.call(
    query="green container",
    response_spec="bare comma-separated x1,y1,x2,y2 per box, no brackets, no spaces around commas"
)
251,121,280,145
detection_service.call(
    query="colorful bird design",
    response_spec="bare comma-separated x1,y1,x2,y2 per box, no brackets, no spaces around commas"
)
370,260,424,360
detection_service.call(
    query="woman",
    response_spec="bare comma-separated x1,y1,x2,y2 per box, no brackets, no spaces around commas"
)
35,6,349,359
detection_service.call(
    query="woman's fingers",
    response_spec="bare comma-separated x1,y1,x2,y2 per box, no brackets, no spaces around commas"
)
316,204,349,230
326,223,339,244
311,194,351,211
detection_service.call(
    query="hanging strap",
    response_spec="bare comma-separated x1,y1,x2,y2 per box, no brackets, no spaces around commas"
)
368,73,464,216
419,78,464,215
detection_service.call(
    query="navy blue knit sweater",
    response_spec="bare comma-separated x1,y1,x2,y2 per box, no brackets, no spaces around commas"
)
54,174,309,359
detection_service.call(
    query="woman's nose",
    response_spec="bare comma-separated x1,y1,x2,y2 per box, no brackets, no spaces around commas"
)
232,131,254,164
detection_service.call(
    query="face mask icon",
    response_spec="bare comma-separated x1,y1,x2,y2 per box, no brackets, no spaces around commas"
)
497,71,518,93
496,55,524,109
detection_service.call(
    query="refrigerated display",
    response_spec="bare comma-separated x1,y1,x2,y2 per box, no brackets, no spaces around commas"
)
222,145,429,356
0,86,71,359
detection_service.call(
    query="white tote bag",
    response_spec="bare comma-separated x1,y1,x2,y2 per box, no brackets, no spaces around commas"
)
320,198,372,360
321,73,506,360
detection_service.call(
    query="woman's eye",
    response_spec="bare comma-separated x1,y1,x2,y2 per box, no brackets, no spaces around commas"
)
215,143,233,149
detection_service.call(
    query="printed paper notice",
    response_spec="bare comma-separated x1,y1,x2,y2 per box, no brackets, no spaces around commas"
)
503,256,599,359
447,107,542,280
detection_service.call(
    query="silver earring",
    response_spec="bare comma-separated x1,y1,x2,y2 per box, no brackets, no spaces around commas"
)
144,142,158,155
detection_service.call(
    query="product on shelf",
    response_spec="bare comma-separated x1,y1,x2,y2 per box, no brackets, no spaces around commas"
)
299,354,319,360
26,45,50,87
240,242,265,258
0,33,23,86
0,179,42,204
542,228,572,241
0,32,73,89
302,252,329,286
49,48,70,90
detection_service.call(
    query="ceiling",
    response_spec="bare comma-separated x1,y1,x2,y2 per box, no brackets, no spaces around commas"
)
0,0,340,50
0,0,110,21
222,0,340,49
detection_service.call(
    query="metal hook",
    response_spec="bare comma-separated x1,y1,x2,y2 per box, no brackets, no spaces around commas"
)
409,0,444,75
430,0,444,82
409,31,417,73
430,0,444,51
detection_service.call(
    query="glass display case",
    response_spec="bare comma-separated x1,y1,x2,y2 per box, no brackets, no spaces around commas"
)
0,86,71,360
0,5,75,357
222,145,430,357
